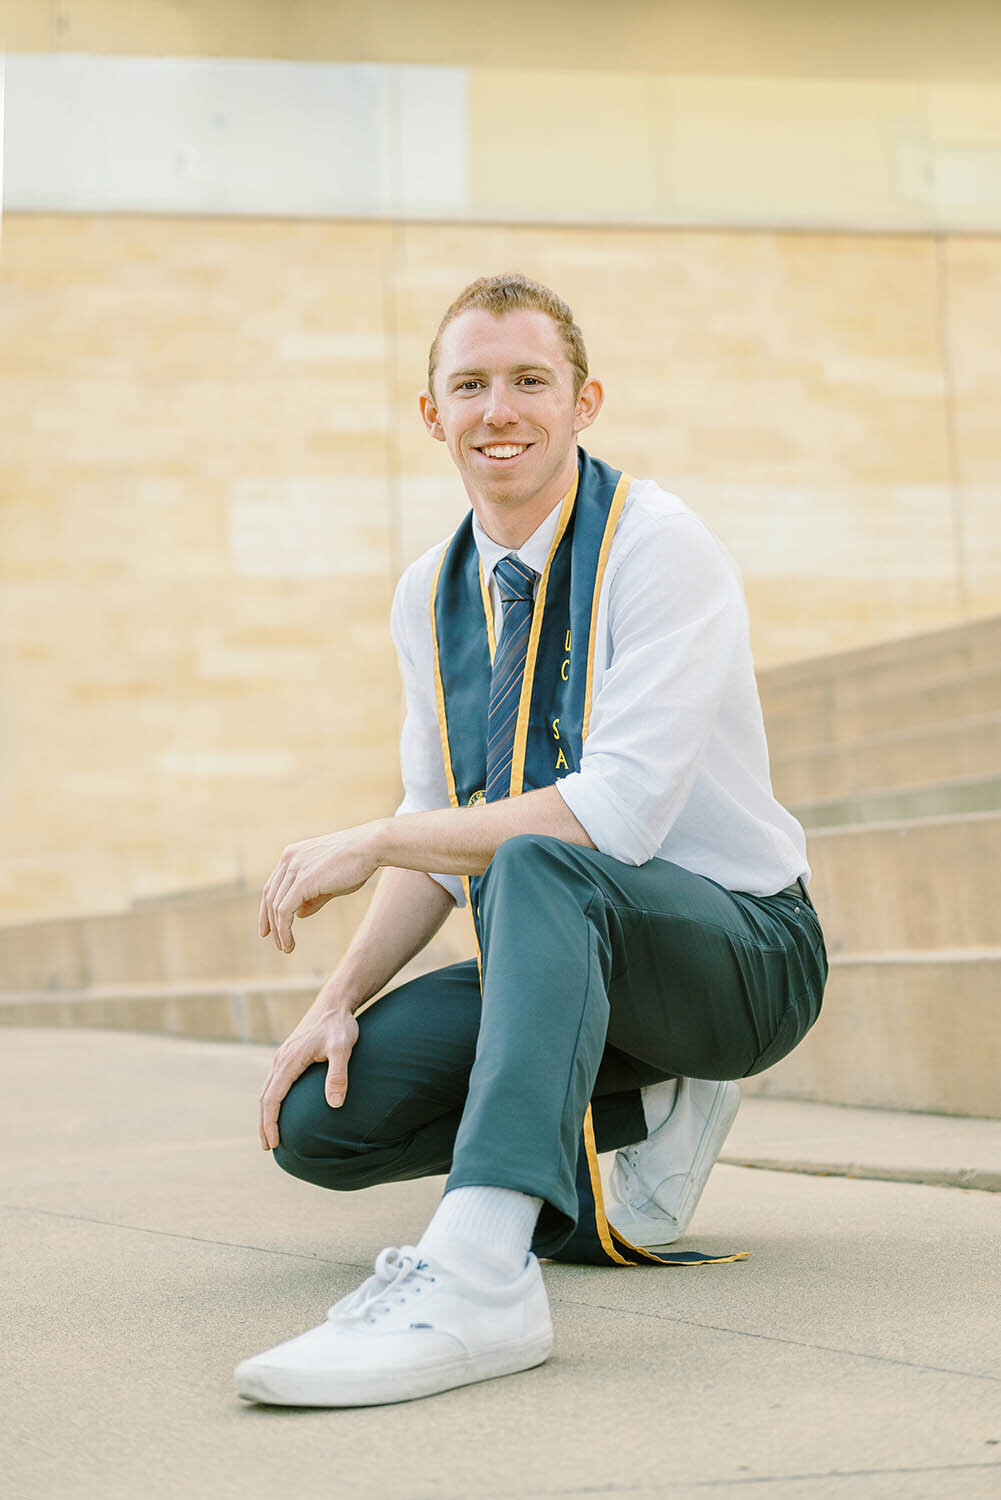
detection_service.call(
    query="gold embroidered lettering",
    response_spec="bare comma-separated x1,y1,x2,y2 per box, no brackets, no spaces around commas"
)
560,659,570,681
555,747,569,771
552,718,561,741
564,630,572,651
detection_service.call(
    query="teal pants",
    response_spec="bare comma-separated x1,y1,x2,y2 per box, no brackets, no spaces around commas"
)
275,836,828,1257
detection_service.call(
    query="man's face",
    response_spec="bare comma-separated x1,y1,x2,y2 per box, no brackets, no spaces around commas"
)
421,308,601,514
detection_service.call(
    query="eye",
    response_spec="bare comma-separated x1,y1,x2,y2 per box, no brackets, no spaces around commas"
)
520,376,543,387
457,379,482,392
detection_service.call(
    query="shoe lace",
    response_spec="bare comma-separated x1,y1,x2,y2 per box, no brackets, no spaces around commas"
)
327,1246,437,1326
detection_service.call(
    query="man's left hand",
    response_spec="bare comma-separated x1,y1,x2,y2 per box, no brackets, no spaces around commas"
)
258,827,380,952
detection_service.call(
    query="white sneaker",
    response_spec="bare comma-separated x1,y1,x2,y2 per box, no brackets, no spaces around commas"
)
234,1245,553,1407
606,1078,741,1248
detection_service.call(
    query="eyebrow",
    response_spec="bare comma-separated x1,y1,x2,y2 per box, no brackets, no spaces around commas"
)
447,363,555,382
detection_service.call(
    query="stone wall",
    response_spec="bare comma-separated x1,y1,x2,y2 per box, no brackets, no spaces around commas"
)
2,215,1000,921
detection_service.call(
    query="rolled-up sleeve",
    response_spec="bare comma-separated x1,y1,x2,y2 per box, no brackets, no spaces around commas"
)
555,514,742,865
390,567,465,907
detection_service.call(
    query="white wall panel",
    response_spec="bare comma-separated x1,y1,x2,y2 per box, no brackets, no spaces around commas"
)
2,54,469,218
396,66,468,217
1,52,998,229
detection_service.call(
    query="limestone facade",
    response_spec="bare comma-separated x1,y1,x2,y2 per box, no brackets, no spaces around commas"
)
2,214,999,920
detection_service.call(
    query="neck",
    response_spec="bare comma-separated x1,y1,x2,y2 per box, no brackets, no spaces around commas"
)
467,447,579,549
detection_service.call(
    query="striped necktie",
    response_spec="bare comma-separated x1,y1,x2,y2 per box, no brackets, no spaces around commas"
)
485,553,538,801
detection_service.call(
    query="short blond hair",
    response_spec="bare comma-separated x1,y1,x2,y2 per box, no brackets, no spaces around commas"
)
428,273,589,398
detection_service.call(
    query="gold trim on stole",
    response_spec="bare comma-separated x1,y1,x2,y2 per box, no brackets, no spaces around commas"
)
429,547,460,812
581,471,632,743
431,545,481,962
478,561,497,665
583,1105,632,1265
509,476,579,798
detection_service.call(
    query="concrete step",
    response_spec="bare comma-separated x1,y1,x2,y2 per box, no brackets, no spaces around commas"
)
1,815,996,988
791,770,1001,829
742,951,1001,1117
763,668,1001,755
0,933,465,1046
0,880,474,992
3,948,998,1118
0,976,318,1047
770,712,1001,805
808,809,1001,956
722,1094,1001,1193
757,613,1001,718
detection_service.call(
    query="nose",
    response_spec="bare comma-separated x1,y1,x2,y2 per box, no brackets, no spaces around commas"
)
483,381,518,427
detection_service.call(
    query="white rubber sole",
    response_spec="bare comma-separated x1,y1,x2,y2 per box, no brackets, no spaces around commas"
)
235,1328,554,1408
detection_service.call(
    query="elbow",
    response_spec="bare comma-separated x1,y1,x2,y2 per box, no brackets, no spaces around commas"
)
587,815,664,867
610,828,663,867
557,768,666,867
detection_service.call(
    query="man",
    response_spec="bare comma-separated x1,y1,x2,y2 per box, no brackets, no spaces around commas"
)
235,274,827,1408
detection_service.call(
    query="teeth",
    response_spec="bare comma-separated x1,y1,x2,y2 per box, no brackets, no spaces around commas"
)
481,444,527,459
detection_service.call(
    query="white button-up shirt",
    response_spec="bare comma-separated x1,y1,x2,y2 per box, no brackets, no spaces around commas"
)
390,472,809,905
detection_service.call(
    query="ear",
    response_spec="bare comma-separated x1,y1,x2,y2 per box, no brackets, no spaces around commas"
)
419,390,446,442
573,376,604,435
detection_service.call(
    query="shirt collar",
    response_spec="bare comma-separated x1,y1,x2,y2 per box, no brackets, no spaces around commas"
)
471,500,564,584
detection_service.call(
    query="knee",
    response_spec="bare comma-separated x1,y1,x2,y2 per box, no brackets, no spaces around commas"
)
273,1064,327,1158
272,1065,364,1189
479,834,587,920
483,833,570,885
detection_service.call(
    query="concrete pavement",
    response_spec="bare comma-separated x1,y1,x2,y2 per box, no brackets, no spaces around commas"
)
3,1028,1000,1500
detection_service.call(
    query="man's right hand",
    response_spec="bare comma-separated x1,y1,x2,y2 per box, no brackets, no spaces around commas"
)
254,864,455,1154
258,1005,360,1152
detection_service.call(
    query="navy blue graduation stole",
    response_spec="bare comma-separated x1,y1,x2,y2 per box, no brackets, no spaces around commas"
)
430,448,747,1270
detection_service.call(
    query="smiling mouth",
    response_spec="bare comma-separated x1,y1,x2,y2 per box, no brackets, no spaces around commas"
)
476,443,532,461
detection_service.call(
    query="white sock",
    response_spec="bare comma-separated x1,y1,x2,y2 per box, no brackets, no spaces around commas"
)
416,1185,543,1283
641,1078,679,1135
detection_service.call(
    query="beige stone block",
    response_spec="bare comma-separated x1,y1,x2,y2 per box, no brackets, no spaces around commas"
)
0,997,78,1029
0,871,472,997
766,668,1001,753
0,988,236,1040
794,772,1001,830
758,615,1001,716
228,476,391,578
748,577,967,671
154,891,331,986
0,917,90,990
393,475,467,572
941,240,1001,614
743,955,1001,1116
771,714,1001,804
1,3,54,46
0,847,139,928
11,0,1001,81
668,77,933,229
705,478,959,591
807,811,1001,956
963,489,1001,620
928,84,1001,229
468,70,659,224
592,232,950,487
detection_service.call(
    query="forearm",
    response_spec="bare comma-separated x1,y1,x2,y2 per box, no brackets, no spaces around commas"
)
315,865,455,1015
369,785,594,878
259,788,594,961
